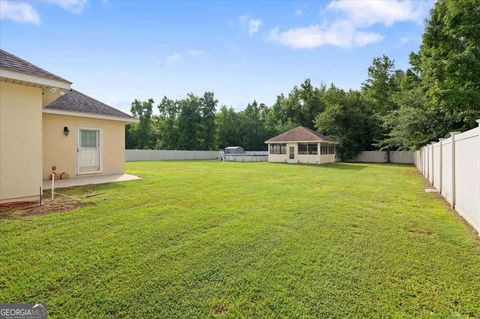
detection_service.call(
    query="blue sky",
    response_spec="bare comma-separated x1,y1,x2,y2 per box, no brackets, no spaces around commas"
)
0,0,434,113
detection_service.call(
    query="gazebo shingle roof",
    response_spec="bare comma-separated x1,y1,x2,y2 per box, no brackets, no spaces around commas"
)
265,126,338,144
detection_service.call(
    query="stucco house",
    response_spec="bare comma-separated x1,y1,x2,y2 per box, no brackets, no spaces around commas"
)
266,126,338,164
0,49,137,203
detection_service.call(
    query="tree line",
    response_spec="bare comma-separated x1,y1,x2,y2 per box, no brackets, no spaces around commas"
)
126,0,479,160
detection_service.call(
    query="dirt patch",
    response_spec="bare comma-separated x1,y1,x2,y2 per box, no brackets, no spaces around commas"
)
0,195,92,219
211,299,234,317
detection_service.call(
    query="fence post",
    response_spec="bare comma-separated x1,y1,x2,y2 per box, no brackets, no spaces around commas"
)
424,147,427,178
423,147,426,176
426,145,429,180
431,142,435,185
438,138,444,193
450,132,460,208
418,149,422,173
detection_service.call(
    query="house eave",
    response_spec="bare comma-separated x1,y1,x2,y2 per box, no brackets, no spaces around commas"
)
0,68,71,89
43,109,139,123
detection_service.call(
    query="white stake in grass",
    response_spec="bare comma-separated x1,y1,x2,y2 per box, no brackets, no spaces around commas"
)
51,173,55,200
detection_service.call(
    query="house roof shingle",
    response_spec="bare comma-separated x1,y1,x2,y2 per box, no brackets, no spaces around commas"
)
45,89,134,120
0,49,72,84
265,126,338,144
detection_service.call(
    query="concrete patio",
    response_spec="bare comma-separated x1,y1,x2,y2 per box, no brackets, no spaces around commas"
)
43,174,141,190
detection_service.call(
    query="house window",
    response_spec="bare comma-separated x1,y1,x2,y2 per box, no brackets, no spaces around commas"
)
321,145,336,154
270,144,286,154
298,143,318,155
80,130,98,148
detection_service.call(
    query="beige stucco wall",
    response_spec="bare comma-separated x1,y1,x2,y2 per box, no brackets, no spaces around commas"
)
0,81,43,202
267,142,336,164
42,88,63,107
319,154,336,164
43,114,126,180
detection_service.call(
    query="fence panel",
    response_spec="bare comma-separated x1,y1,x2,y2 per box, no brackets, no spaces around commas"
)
413,150,421,171
352,151,413,163
354,151,387,162
453,127,480,232
433,144,441,189
414,121,480,235
125,150,218,161
390,151,413,164
428,145,434,184
441,139,453,202
424,148,428,174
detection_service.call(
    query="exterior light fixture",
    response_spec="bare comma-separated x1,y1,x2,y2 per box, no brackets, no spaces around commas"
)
63,126,70,136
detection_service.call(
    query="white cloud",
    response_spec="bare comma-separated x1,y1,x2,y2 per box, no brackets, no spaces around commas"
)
353,31,384,47
43,0,88,14
268,22,383,49
0,0,40,24
188,49,204,57
397,36,410,47
327,0,426,27
248,19,262,35
0,0,88,25
268,0,429,49
238,14,248,24
165,53,182,65
238,15,263,36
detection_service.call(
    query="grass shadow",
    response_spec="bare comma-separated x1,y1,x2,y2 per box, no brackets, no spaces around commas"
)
318,163,369,170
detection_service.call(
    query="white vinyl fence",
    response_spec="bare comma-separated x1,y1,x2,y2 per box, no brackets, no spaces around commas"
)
126,150,218,161
413,120,480,234
352,151,413,163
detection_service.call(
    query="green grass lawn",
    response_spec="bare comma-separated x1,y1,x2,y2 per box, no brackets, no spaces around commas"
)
1,161,479,318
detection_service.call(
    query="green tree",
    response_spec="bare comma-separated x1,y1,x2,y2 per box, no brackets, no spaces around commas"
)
239,101,268,150
200,92,218,150
362,55,403,149
362,55,401,116
270,79,326,129
410,0,480,140
157,96,179,149
215,106,243,149
382,85,438,150
177,94,202,150
129,98,155,149
316,87,374,160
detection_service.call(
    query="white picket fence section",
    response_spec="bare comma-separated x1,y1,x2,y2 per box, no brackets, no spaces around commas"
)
126,150,218,161
352,151,413,163
413,120,480,234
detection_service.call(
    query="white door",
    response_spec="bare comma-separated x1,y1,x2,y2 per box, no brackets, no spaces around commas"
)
288,146,295,163
77,128,101,174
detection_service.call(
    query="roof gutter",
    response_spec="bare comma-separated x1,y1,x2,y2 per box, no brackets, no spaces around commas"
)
43,108,139,124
